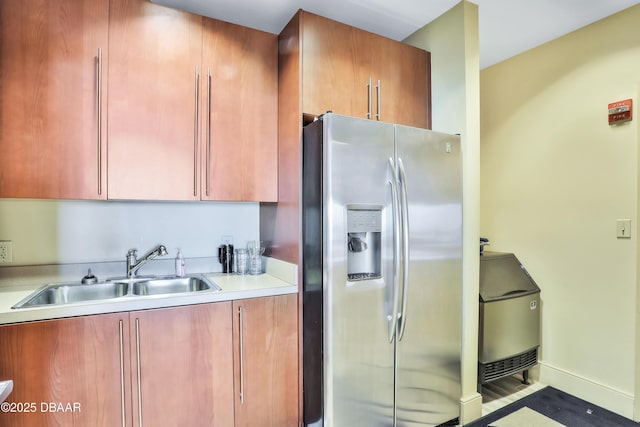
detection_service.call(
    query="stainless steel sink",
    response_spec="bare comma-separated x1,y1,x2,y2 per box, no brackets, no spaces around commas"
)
132,276,218,296
12,275,220,309
13,282,129,308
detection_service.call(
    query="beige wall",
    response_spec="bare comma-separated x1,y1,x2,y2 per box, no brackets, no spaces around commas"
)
481,4,640,419
405,1,482,423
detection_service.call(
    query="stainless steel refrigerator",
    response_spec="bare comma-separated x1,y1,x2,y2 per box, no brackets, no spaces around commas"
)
302,113,462,427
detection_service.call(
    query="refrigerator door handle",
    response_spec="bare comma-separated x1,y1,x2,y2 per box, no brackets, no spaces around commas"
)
388,158,402,343
397,157,410,341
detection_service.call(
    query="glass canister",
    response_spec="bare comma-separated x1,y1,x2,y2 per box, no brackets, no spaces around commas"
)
235,248,249,275
247,240,265,275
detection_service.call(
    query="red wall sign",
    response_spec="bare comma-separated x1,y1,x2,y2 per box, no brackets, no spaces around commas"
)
608,99,632,124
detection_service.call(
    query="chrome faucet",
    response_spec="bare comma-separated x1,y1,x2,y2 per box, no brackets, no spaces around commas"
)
126,244,168,278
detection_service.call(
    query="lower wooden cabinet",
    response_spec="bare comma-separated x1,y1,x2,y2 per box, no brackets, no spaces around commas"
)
0,295,298,427
233,294,299,426
0,313,129,426
131,302,235,426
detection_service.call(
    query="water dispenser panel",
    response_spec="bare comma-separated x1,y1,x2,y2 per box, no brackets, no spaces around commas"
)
347,208,382,281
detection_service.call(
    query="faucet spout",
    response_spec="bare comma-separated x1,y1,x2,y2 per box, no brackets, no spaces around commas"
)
126,244,168,278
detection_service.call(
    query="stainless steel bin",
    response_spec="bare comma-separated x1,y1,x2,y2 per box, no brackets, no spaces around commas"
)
478,252,540,384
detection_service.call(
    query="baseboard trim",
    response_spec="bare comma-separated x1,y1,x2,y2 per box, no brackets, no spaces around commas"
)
539,361,635,420
459,391,483,425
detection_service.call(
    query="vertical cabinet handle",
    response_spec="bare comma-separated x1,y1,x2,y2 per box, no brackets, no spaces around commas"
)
206,68,212,197
118,320,126,427
96,48,103,195
366,76,372,119
238,305,245,403
135,318,143,427
376,79,381,121
193,66,200,197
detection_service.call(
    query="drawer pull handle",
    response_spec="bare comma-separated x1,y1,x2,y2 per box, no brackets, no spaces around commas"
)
119,320,126,427
366,76,372,119
376,79,381,121
239,306,245,403
193,66,200,197
135,318,143,426
96,48,103,195
206,68,212,197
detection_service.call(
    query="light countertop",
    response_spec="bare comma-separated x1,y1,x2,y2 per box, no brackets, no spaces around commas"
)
0,258,297,325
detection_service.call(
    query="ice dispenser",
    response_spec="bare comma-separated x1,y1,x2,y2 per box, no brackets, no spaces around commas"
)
347,207,382,281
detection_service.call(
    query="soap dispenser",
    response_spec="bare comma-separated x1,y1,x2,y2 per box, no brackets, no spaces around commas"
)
175,249,186,277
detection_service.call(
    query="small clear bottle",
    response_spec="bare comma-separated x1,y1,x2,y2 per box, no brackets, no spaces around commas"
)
175,249,186,277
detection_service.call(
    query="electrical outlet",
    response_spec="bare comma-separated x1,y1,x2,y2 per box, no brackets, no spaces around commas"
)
0,241,13,263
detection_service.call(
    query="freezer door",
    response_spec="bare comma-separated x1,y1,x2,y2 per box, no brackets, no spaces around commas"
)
394,125,463,426
322,114,397,426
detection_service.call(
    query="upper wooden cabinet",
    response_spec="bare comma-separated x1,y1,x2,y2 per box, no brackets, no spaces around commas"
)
0,0,277,201
107,0,204,200
201,20,278,202
300,11,431,129
301,13,372,121
0,0,109,200
108,0,278,201
371,33,431,128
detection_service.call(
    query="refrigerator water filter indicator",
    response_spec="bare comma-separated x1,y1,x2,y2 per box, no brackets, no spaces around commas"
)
346,207,382,281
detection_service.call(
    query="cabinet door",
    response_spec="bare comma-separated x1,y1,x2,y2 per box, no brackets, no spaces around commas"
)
130,302,234,426
301,12,372,119
233,294,299,427
108,0,203,200
372,35,430,128
0,314,130,426
202,19,278,202
0,0,108,200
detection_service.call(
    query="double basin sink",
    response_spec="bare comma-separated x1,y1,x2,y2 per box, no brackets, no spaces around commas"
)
12,275,220,309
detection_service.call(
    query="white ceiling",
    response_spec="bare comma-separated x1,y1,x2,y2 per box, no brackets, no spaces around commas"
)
152,0,640,69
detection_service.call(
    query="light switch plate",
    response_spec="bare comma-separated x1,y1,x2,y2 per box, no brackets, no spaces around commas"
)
616,219,632,238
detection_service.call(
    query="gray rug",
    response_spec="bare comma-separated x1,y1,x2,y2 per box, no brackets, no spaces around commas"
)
489,407,566,427
465,386,639,426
